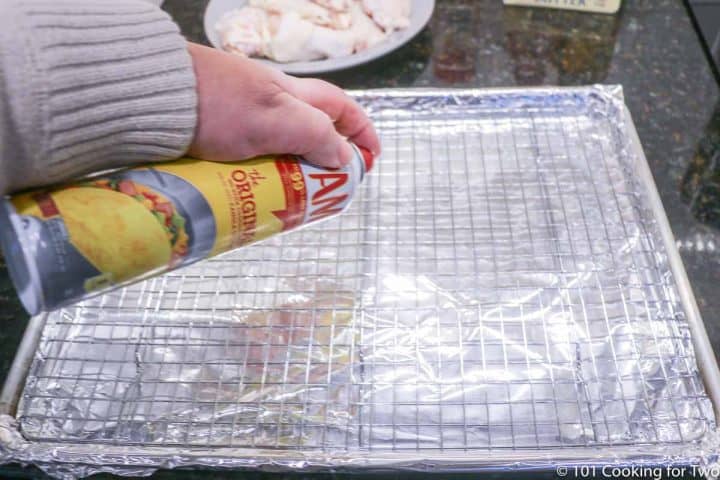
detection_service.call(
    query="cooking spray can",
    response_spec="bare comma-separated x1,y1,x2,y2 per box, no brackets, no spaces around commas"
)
0,145,374,315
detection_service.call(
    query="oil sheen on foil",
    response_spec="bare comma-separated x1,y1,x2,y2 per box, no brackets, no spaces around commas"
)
0,86,717,479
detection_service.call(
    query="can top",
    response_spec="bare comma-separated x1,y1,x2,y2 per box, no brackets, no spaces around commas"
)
358,146,374,172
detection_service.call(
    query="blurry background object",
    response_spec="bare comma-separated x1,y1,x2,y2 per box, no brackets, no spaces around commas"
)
503,5,619,85
503,0,621,14
682,99,720,229
432,1,476,83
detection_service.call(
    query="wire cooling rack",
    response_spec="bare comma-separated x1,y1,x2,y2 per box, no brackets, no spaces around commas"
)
1,88,717,477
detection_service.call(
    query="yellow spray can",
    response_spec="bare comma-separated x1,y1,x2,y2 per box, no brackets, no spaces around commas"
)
0,145,374,315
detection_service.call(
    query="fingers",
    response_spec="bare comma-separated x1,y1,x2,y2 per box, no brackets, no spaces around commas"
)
188,41,379,168
263,92,355,168
282,77,381,156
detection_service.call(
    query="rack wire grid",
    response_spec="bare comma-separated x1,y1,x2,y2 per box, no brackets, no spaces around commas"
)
5,88,717,470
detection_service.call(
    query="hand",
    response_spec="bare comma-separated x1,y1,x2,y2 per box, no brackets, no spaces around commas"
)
187,42,380,168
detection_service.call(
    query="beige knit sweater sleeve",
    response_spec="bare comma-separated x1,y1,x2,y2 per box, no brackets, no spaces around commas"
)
0,0,197,194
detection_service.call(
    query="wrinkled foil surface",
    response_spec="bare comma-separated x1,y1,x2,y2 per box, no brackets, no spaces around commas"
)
1,86,717,479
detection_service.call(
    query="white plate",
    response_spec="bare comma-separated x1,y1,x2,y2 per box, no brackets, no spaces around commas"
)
204,0,435,74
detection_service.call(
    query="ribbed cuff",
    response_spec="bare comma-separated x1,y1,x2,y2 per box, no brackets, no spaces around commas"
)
1,0,197,192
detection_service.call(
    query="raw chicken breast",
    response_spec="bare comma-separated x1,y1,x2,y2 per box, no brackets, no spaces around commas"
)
215,0,410,62
215,7,272,57
347,1,386,51
250,0,345,28
361,0,411,31
270,11,355,62
307,22,356,56
328,11,353,30
303,0,354,29
311,0,351,12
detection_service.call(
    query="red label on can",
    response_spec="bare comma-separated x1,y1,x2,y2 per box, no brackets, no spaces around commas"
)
273,156,308,231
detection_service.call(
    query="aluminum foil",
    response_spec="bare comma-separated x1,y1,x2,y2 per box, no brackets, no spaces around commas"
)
1,86,718,479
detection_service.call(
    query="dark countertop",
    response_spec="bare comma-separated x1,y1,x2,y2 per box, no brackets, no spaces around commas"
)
1,0,719,478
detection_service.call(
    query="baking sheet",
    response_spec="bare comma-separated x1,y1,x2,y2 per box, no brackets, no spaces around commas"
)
1,86,718,478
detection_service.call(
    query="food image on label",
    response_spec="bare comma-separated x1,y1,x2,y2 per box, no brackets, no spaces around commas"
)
84,178,190,267
7,167,216,308
57,186,171,281
22,185,178,288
